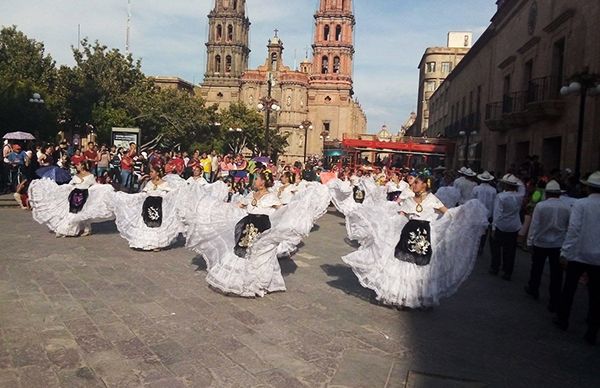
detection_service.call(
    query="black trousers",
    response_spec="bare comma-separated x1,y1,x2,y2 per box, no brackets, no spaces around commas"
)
527,246,563,307
490,229,518,275
557,261,600,333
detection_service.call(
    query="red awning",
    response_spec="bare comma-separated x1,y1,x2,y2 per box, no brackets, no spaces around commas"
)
342,138,449,155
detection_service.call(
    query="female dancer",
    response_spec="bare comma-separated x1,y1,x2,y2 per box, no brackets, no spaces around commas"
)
29,161,114,237
111,165,184,251
183,170,331,297
342,173,488,308
276,171,297,205
385,171,411,202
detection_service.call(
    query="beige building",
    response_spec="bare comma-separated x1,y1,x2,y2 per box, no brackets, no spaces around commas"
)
428,0,600,175
196,0,367,160
151,77,195,94
413,32,472,135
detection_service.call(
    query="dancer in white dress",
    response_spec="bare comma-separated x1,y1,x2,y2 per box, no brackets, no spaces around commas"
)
111,165,184,251
342,173,488,308
183,170,331,297
29,161,114,237
276,171,297,205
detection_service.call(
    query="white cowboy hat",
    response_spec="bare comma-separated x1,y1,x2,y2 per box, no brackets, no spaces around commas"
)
500,173,520,186
477,171,494,182
463,168,477,177
458,166,468,175
544,180,564,193
433,165,446,171
581,171,600,189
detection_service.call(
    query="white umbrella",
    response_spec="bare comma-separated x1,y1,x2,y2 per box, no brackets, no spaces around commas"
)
3,131,36,140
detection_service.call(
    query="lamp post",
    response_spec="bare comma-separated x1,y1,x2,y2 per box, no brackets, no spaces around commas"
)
29,92,45,138
299,120,313,163
320,129,330,160
257,73,281,157
227,127,246,155
458,129,477,167
560,69,600,178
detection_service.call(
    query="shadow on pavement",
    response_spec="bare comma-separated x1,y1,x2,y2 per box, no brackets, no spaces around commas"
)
279,256,298,276
320,263,375,303
191,255,207,271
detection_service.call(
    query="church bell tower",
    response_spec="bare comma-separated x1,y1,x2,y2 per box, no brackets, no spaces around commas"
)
310,0,355,93
202,0,250,88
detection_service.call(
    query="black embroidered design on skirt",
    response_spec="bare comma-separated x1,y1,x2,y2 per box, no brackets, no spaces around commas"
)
68,188,89,214
142,196,163,228
353,186,365,203
234,214,271,258
394,219,432,266
386,191,402,202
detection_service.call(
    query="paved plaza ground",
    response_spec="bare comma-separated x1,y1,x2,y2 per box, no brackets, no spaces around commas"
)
0,207,598,388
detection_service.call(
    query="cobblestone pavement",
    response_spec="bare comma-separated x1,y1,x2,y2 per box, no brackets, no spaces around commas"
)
0,207,599,388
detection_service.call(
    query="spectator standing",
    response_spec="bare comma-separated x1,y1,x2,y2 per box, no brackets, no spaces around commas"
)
83,142,98,175
200,152,212,182
71,149,84,167
556,171,600,345
524,180,571,312
210,150,220,182
97,145,110,177
120,151,134,192
490,174,523,280
2,140,12,193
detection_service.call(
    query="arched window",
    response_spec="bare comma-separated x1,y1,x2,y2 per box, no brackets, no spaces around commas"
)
321,56,329,74
324,25,330,41
215,55,222,73
271,52,277,71
335,25,342,41
216,24,223,41
227,25,234,41
225,55,232,73
333,56,341,73
233,0,238,10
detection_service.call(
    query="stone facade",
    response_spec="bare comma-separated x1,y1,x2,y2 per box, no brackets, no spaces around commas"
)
414,37,471,135
197,0,367,160
428,0,600,175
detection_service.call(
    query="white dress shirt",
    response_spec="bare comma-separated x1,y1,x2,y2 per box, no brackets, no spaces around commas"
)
561,194,600,265
527,198,571,248
69,174,96,190
472,183,497,219
492,191,522,233
453,176,477,204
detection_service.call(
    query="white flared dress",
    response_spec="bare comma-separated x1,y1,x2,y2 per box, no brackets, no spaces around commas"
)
183,183,331,297
29,175,115,236
110,180,185,250
341,193,488,308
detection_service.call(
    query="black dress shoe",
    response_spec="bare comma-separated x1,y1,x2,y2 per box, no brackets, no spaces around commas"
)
524,286,539,300
553,318,568,331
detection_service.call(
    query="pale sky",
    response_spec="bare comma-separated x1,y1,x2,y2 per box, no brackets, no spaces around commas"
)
0,0,497,133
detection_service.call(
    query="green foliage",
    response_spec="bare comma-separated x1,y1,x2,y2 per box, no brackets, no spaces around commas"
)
0,26,283,153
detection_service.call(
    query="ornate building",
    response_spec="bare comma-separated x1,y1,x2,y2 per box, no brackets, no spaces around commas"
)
197,0,367,160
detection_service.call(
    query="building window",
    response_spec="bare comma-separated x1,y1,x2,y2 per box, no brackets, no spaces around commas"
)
215,55,222,73
335,25,342,41
323,122,331,132
227,25,233,41
333,56,340,73
321,56,329,74
425,81,436,92
271,53,277,71
426,62,436,73
324,25,330,41
464,35,470,47
216,24,223,41
233,0,237,10
552,38,565,93
441,62,452,74
225,55,232,73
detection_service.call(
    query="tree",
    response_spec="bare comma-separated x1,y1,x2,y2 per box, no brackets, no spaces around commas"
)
219,102,288,157
0,26,57,139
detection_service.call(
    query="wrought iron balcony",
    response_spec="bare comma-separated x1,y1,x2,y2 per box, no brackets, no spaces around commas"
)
485,76,565,131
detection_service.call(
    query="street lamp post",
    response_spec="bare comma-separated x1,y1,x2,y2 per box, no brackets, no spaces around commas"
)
29,93,45,138
320,129,330,164
227,127,246,155
257,74,281,158
299,120,313,163
458,129,477,167
560,68,600,178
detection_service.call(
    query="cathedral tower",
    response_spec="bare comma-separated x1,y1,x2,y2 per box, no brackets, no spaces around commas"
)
201,0,250,106
310,0,355,92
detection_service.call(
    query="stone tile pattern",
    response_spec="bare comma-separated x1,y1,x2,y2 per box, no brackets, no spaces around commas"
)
0,208,599,387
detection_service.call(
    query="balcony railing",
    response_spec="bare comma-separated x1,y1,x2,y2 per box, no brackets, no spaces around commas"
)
485,76,565,131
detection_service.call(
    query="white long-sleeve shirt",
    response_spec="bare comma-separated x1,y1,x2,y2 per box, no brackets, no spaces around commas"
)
453,176,477,205
492,191,522,233
561,194,600,265
472,183,497,219
435,185,461,209
527,198,570,248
